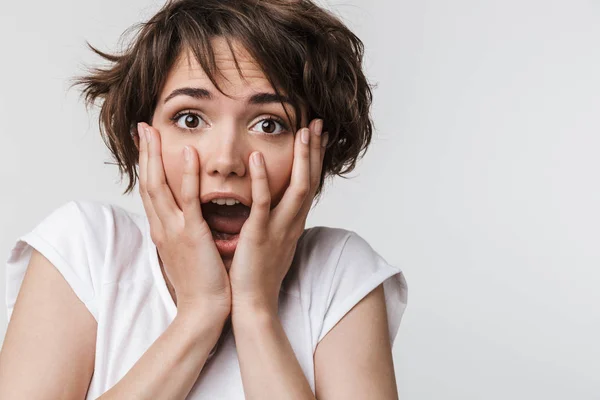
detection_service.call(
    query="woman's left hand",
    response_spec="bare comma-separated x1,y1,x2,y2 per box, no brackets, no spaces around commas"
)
228,118,328,316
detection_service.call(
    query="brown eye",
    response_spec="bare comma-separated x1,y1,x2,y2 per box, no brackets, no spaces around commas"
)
184,114,199,128
261,120,276,133
251,117,288,135
172,111,206,131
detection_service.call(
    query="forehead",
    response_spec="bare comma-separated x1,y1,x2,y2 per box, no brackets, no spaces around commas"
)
160,37,275,100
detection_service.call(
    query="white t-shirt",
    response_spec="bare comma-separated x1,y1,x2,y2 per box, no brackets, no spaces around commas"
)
5,200,408,398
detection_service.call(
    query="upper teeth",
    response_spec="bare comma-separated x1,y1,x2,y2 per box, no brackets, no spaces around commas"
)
210,198,240,206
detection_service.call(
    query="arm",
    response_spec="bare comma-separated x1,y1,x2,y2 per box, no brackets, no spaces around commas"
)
232,304,316,400
0,248,229,400
0,249,97,399
314,284,398,399
231,284,398,400
98,310,227,400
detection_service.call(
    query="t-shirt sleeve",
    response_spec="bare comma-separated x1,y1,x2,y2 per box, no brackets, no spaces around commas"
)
316,231,408,345
5,200,99,323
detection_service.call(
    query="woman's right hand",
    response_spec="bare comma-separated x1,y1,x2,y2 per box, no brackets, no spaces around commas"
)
137,122,231,320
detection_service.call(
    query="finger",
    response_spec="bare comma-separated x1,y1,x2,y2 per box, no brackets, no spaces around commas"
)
297,119,323,217
180,145,206,233
311,119,324,183
247,151,271,230
273,125,311,224
145,123,180,226
138,123,164,235
320,129,329,180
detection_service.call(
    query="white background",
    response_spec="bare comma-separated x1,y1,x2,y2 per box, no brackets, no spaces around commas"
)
1,0,599,398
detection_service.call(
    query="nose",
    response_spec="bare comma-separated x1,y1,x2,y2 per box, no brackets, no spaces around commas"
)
202,128,247,178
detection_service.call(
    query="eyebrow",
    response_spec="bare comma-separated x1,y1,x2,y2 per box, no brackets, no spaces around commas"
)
163,87,293,106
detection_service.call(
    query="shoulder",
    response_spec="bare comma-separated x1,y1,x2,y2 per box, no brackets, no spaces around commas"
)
296,226,356,262
57,199,146,239
36,200,144,252
5,200,109,323
295,225,374,267
5,200,153,324
70,200,150,282
54,199,143,231
293,225,400,284
34,199,131,233
14,199,149,282
285,226,355,289
15,199,110,251
289,225,408,347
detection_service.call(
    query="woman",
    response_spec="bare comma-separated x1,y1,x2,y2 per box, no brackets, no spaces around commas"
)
0,0,408,398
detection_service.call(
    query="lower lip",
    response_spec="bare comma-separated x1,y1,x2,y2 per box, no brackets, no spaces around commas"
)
212,231,239,258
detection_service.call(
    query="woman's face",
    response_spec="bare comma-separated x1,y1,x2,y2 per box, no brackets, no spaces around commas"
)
148,38,306,265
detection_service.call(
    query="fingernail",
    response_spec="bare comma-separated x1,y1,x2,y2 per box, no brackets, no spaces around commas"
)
301,128,310,144
252,151,263,166
184,146,190,162
314,119,323,136
145,127,152,143
322,132,329,148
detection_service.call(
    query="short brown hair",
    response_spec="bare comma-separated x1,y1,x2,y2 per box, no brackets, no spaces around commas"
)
70,0,375,200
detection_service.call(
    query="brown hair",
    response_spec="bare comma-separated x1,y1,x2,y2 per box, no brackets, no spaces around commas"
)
69,0,375,201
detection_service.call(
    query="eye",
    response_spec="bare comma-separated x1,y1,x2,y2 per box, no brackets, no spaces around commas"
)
170,111,207,131
251,117,290,135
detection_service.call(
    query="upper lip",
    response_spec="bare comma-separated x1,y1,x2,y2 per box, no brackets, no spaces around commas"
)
201,191,251,207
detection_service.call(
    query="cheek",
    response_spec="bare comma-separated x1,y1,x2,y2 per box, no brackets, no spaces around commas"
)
263,148,294,203
161,144,186,207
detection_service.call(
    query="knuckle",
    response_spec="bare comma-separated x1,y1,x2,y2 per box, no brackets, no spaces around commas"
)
256,193,271,208
172,216,185,235
147,181,166,200
309,179,318,193
180,189,194,204
303,143,311,155
145,180,156,194
150,230,164,247
255,167,267,178
295,184,309,199
182,167,196,177
147,188,158,200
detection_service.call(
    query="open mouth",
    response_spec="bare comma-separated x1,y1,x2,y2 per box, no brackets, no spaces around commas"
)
201,201,251,257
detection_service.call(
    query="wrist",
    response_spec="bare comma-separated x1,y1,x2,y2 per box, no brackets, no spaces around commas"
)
178,294,231,317
231,289,279,317
231,300,276,325
175,304,230,337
